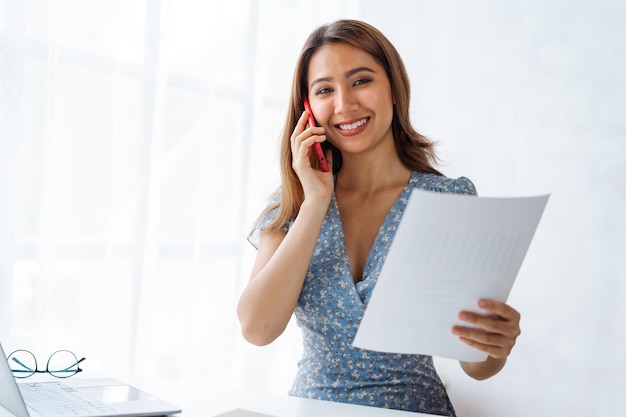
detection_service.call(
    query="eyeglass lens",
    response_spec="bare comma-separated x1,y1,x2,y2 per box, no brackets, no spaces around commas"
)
8,350,37,378
47,350,81,378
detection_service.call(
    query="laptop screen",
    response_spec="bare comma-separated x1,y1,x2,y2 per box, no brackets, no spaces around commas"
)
0,342,30,417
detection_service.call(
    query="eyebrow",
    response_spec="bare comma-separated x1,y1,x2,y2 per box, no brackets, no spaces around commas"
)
310,66,376,89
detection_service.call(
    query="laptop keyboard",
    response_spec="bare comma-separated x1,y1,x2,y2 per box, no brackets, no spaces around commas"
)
18,382,116,417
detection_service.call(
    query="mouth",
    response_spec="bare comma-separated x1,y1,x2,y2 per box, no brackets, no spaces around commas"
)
335,117,370,132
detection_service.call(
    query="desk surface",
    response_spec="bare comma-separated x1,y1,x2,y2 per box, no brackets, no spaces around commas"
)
118,376,432,417
10,373,436,417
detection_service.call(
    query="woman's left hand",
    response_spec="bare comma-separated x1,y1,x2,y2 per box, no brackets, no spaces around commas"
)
452,299,521,359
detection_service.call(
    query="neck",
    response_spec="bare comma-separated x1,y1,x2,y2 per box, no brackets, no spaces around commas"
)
337,153,411,195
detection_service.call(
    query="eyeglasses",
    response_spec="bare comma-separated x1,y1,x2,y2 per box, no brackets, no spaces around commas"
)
7,349,86,379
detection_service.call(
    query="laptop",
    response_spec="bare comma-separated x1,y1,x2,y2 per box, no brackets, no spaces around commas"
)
0,341,181,417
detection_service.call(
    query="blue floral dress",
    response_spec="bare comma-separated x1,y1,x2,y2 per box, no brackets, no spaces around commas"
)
249,170,477,416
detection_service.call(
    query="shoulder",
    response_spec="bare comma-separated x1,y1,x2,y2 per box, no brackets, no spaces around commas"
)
247,189,285,249
411,171,478,196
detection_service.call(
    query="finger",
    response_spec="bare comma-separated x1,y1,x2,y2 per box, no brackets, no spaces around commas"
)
456,335,512,359
291,112,310,146
292,113,325,150
298,110,309,128
457,313,521,341
458,300,520,327
452,326,516,358
477,299,521,322
291,113,312,161
458,309,514,329
299,135,326,159
453,326,510,347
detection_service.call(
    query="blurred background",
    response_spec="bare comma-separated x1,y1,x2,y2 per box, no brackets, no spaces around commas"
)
0,0,624,416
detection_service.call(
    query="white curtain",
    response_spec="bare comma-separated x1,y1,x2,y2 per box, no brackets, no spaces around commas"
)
0,0,361,393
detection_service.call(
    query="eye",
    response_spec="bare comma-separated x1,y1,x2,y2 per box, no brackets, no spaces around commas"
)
315,87,333,95
354,78,372,86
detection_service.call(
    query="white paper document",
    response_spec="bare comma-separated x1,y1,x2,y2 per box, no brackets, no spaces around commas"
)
352,190,549,362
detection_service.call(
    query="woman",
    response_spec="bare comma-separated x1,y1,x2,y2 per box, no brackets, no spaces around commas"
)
237,19,521,416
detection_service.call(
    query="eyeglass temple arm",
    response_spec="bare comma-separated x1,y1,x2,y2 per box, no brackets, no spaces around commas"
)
53,357,87,373
10,357,35,372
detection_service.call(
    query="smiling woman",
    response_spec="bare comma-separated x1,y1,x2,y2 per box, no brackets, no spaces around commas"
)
237,19,522,416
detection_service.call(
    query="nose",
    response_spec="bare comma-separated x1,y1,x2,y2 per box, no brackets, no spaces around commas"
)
334,88,357,115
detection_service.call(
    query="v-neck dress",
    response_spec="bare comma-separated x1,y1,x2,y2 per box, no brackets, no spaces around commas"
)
248,171,477,416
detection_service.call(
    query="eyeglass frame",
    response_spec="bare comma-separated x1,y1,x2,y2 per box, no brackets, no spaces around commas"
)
7,349,86,379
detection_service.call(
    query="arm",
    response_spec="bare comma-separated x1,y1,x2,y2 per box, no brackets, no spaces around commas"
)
459,355,507,381
237,111,332,346
452,299,521,380
237,199,329,345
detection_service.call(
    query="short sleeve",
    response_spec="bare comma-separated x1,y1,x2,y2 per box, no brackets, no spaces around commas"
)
415,172,478,196
454,176,478,196
246,191,289,250
247,207,278,250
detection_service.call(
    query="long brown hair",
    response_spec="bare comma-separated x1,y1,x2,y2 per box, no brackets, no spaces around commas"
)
263,19,442,232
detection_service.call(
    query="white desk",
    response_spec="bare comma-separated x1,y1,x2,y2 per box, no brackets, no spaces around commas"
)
121,376,433,417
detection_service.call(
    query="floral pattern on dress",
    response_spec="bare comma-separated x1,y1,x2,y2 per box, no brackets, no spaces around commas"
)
249,171,477,416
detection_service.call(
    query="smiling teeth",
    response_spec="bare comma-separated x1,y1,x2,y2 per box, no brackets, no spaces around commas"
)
338,118,368,131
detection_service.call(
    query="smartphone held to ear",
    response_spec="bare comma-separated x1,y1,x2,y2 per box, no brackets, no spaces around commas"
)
303,97,330,172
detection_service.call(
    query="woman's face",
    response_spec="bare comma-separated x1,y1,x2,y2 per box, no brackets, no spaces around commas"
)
306,42,394,158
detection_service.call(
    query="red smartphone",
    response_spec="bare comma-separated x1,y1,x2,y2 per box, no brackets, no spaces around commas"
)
303,97,329,172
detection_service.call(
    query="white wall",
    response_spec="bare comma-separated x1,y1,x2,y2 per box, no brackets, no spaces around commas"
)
361,1,625,416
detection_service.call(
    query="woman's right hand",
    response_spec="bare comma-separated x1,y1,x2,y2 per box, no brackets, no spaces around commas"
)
290,111,334,204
